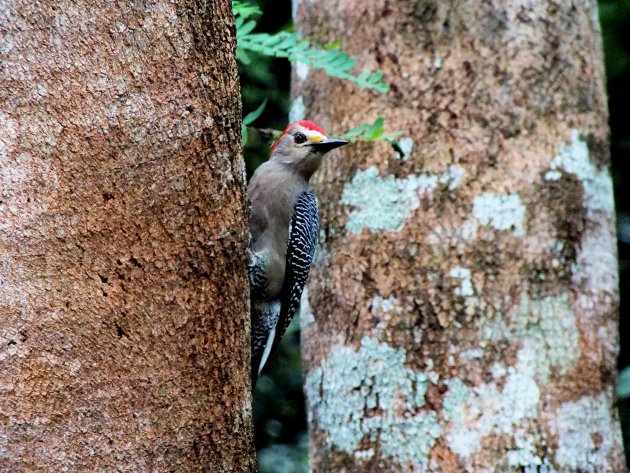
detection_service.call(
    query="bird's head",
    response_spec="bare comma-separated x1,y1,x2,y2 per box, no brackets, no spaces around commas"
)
269,120,348,179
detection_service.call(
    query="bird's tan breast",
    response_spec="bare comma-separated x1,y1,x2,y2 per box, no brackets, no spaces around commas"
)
248,162,308,296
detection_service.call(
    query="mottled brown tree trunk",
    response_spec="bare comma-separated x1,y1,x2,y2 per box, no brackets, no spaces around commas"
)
0,1,255,471
294,1,625,471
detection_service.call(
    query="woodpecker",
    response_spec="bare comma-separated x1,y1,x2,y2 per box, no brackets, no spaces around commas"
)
248,120,348,385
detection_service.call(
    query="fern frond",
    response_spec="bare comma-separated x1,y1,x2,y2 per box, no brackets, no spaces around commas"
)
233,1,262,21
242,98,268,144
342,117,403,142
233,4,389,93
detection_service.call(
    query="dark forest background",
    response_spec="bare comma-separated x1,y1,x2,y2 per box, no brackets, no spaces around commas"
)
240,2,630,470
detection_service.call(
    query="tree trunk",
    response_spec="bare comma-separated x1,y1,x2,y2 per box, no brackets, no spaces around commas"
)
293,1,625,471
0,1,255,471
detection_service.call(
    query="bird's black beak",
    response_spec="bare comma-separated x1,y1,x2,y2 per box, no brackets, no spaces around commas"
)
307,139,349,153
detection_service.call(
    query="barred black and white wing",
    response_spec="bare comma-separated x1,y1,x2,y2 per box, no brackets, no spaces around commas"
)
267,190,319,367
248,249,268,299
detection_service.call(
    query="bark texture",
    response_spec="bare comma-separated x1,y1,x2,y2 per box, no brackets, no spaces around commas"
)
293,1,625,471
0,1,255,471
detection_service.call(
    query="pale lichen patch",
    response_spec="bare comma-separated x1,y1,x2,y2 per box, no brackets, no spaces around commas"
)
0,0,16,30
0,115,56,234
438,292,580,464
305,337,442,468
555,392,620,471
449,267,474,297
442,372,540,460
440,165,465,191
440,293,580,464
295,62,310,82
546,130,614,215
0,112,25,195
472,193,526,236
68,359,82,376
341,166,464,233
459,218,479,242
490,362,507,379
571,216,618,299
459,348,483,360
289,96,305,123
300,287,315,327
397,137,413,161
544,130,617,298
369,295,404,333
0,254,27,309
370,295,398,313
483,292,580,381
0,344,30,361
341,167,427,233
507,429,542,468
441,379,479,457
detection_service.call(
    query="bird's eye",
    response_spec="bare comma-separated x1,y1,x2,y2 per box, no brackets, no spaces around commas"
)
293,132,307,144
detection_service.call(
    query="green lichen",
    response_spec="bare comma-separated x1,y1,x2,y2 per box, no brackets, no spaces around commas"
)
397,137,413,161
472,192,526,236
439,291,579,463
341,166,463,234
449,267,474,297
340,167,420,233
442,373,540,459
556,392,621,470
483,292,580,381
547,130,617,298
507,429,543,468
305,337,441,468
442,378,472,422
546,130,613,215
305,295,580,468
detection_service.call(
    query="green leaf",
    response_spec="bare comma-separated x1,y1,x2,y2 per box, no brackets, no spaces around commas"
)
236,47,251,65
368,70,384,83
342,117,402,145
235,16,245,31
238,20,257,37
364,117,385,139
243,98,268,125
232,1,261,19
241,98,268,145
342,123,370,139
323,40,343,50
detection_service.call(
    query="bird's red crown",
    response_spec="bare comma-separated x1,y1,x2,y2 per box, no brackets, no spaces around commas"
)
270,120,326,155
292,120,326,135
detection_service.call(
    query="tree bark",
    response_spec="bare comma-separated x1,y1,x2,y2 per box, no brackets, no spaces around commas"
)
0,1,255,471
293,1,625,471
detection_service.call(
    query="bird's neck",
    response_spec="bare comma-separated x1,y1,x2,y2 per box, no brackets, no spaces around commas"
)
298,156,323,181
270,154,322,182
